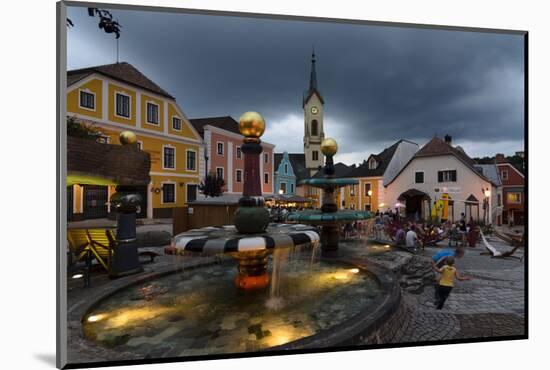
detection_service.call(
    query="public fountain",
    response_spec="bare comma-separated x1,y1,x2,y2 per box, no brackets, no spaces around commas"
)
287,138,372,253
79,113,399,359
165,111,320,290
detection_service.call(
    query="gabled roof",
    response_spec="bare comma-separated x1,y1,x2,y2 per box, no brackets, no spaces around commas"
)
189,116,241,138
415,137,476,166
386,136,494,186
311,162,353,179
67,62,174,99
286,153,310,182
474,164,502,186
347,140,405,178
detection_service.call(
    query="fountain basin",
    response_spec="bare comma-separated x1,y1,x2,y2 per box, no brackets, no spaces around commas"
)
299,178,359,188
287,210,372,224
81,254,400,358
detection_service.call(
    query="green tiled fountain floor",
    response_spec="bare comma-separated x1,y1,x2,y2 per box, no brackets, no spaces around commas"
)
83,252,382,358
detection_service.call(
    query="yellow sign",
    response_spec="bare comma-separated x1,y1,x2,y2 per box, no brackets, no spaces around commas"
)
441,193,449,220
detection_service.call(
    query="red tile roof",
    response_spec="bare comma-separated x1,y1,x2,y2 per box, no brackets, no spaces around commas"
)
67,62,174,99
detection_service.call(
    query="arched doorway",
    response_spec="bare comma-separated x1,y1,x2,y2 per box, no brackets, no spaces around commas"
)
398,189,431,221
465,194,480,222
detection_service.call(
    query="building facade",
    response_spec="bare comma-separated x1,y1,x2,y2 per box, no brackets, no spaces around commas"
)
385,136,496,223
67,62,204,220
341,140,419,212
274,152,297,195
190,117,275,197
496,153,525,225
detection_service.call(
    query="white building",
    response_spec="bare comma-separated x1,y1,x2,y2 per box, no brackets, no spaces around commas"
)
385,136,498,223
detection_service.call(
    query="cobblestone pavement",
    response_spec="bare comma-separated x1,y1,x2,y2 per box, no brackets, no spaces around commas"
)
389,236,526,343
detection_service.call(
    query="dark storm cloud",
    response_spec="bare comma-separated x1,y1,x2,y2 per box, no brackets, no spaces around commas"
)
67,6,524,160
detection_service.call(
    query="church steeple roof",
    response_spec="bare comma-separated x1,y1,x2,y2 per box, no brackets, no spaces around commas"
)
309,50,318,91
303,50,324,107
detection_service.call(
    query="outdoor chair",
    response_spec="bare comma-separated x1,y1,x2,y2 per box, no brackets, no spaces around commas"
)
86,228,115,272
67,229,93,287
479,230,523,259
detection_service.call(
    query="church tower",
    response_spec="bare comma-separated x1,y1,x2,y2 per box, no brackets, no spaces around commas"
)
303,51,325,176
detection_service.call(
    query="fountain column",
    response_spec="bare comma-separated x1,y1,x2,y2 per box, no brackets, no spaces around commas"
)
233,112,271,289
319,138,340,252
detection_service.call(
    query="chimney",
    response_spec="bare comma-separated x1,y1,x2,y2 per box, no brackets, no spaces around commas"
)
444,134,452,145
495,153,506,163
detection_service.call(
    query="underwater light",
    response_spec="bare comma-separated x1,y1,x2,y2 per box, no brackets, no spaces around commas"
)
87,314,105,323
72,274,83,279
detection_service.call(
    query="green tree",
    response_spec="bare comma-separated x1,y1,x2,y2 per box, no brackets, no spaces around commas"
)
198,172,225,198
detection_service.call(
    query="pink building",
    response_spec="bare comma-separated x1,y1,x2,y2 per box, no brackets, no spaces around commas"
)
190,116,275,197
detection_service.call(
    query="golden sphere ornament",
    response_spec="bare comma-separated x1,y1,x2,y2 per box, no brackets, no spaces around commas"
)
119,130,137,145
239,111,265,138
321,138,338,156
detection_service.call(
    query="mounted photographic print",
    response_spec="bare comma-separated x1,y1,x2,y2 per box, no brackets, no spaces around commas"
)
57,1,527,368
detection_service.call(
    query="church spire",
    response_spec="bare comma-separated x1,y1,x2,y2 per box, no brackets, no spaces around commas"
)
309,49,318,91
304,48,324,106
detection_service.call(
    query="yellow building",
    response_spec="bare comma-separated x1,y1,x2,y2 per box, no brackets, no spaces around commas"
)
67,62,204,219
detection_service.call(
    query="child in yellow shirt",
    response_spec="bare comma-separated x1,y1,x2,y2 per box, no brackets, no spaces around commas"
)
433,256,470,309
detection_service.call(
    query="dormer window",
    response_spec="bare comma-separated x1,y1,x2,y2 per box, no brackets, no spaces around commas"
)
368,157,377,169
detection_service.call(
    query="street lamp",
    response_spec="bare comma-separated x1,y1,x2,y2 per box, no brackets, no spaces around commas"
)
278,189,284,195
482,187,491,225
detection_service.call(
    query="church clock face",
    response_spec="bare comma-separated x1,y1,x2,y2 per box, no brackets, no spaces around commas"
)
311,106,319,114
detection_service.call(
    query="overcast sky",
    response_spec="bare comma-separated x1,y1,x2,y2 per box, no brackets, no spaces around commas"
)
67,6,525,166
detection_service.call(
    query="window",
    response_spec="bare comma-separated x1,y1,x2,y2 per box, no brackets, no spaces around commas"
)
187,184,197,202
236,169,242,183
280,182,287,194
311,120,319,136
236,146,242,159
415,171,424,183
497,193,502,207
146,102,159,124
284,164,288,174
350,185,356,196
290,183,294,194
79,91,95,109
438,170,457,182
368,158,377,169
264,153,269,163
264,173,269,184
507,192,521,204
172,117,181,130
365,204,371,211
115,93,130,118
365,183,372,196
312,150,319,161
501,170,509,181
216,167,224,180
217,142,224,155
186,150,196,171
162,183,175,203
163,147,175,169
136,141,143,150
